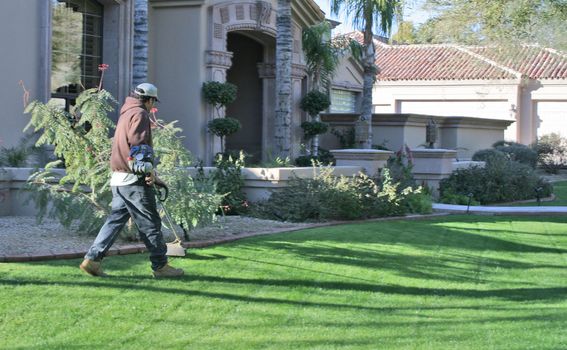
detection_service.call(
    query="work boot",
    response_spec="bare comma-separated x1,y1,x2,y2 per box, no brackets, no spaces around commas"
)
153,264,184,278
79,259,107,277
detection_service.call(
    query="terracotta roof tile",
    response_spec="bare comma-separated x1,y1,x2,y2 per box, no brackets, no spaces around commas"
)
340,31,567,81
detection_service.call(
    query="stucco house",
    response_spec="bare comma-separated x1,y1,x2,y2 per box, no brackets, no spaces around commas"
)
366,35,567,145
1,0,367,165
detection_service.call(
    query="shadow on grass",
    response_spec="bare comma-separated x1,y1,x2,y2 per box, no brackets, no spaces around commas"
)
1,274,566,304
235,215,567,283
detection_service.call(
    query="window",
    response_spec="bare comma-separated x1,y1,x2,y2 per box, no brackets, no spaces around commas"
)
51,0,103,111
330,89,357,113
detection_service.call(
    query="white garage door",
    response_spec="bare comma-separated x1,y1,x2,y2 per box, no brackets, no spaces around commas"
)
399,100,516,140
535,101,567,137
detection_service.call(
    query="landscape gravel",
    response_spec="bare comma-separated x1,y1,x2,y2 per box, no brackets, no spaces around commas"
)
0,215,310,256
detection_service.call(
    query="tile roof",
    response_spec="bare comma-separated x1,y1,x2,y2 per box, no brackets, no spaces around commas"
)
342,31,567,81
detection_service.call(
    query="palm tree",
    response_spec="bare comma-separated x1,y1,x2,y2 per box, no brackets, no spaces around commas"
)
301,21,361,156
274,0,293,158
330,0,402,148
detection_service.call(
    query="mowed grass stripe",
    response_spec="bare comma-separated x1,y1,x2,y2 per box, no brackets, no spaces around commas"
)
1,215,567,349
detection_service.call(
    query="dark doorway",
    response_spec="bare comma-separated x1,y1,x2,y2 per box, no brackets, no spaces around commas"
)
226,32,263,163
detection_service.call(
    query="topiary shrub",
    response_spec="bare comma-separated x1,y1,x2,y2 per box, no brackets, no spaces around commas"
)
299,90,331,117
202,81,237,108
207,117,241,138
300,121,329,138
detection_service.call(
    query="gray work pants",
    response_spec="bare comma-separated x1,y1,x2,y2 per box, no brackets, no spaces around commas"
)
84,185,168,270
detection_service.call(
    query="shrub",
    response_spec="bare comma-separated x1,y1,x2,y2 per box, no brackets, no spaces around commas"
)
202,81,237,108
206,151,247,215
533,133,567,174
472,149,508,164
300,121,329,138
249,166,430,222
207,117,241,138
439,161,552,204
495,144,538,168
294,148,335,166
331,127,355,149
299,90,331,117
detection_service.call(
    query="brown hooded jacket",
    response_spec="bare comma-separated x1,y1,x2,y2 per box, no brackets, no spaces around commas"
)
110,96,153,172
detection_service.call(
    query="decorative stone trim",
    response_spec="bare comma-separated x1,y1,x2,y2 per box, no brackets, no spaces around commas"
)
411,149,458,159
205,50,233,69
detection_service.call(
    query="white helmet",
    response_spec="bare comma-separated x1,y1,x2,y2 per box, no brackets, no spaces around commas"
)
134,83,160,101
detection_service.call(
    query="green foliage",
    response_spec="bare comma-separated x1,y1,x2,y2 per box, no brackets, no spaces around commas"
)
207,117,241,138
300,90,331,117
532,133,567,174
294,148,336,167
331,127,356,148
419,0,567,49
250,165,430,222
391,21,417,44
472,149,508,164
206,152,247,214
24,89,221,235
0,134,47,167
300,121,329,138
495,142,538,168
202,81,237,109
439,161,553,204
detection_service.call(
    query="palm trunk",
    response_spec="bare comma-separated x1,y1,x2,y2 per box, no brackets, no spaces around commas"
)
275,0,293,158
356,16,376,149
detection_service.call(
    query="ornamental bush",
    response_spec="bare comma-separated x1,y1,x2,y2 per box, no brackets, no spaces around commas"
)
439,160,552,204
489,141,538,168
533,133,567,174
249,165,431,222
207,117,241,138
299,90,331,117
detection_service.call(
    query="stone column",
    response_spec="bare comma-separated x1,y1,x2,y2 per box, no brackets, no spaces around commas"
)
133,0,148,86
258,62,276,161
411,148,457,197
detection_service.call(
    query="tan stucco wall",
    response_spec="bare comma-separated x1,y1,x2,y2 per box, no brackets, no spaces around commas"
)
0,1,48,148
373,78,567,145
148,2,208,157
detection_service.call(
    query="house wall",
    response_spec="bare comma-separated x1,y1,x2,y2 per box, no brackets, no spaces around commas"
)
373,79,520,142
0,1,48,148
148,0,207,158
148,0,323,164
373,78,567,145
0,0,133,150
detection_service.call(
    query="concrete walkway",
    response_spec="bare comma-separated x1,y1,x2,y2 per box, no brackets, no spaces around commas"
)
433,203,567,215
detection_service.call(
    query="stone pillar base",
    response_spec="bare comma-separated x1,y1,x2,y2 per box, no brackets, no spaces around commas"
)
330,149,393,176
411,149,457,197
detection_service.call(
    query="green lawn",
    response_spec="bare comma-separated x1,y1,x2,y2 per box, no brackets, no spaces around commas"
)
1,215,567,349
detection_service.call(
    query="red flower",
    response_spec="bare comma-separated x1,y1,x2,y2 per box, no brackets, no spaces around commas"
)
98,63,109,72
150,107,158,114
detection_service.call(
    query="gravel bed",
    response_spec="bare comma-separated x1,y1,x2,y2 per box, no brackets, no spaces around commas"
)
0,216,310,256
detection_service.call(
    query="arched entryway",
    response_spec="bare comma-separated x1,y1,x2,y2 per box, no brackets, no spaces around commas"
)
225,31,265,162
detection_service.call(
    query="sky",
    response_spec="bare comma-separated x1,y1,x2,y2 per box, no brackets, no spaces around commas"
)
312,0,430,35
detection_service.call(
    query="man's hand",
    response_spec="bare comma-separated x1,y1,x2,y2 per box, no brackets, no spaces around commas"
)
145,171,156,186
